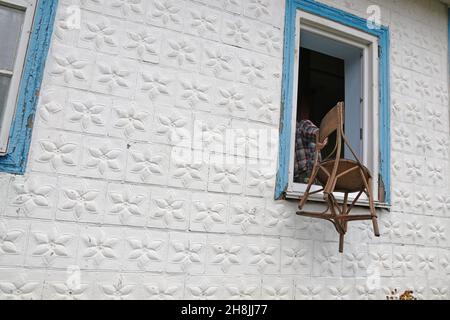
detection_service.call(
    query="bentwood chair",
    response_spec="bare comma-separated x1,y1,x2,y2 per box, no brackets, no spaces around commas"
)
297,102,380,252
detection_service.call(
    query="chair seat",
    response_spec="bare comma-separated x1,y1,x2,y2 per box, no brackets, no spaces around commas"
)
316,159,371,193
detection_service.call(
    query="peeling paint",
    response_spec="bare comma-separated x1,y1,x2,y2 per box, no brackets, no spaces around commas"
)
0,0,59,174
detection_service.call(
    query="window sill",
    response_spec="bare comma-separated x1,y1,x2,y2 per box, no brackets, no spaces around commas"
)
284,190,391,210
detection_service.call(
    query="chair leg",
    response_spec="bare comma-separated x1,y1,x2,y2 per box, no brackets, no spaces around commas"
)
339,233,344,253
298,167,320,210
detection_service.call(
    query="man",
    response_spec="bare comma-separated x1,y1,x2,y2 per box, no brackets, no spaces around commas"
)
294,119,321,183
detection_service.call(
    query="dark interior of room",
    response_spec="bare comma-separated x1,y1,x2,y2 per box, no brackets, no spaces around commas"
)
295,47,345,182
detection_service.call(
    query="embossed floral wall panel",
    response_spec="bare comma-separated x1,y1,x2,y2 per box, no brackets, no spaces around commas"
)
0,0,449,300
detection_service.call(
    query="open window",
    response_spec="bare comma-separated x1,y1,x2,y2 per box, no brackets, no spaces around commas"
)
0,0,37,155
283,10,385,205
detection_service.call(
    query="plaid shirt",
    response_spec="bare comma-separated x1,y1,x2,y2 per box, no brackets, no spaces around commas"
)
294,120,320,179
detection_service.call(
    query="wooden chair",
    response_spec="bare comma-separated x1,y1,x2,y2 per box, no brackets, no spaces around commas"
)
297,102,380,252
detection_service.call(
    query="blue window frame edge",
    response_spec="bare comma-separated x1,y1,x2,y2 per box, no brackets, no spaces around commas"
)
275,0,391,204
0,0,58,175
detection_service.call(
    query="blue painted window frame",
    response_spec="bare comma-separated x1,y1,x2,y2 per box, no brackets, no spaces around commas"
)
0,0,58,174
275,0,391,204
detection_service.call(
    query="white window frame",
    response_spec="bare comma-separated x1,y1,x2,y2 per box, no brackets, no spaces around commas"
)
0,0,37,155
285,10,384,206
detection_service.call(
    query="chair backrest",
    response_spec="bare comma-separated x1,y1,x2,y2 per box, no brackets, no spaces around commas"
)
318,102,344,143
318,101,364,168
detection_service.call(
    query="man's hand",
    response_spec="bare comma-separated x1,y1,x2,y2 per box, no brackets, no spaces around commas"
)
316,137,328,150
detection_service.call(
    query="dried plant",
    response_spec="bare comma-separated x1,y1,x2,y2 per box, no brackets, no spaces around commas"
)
386,289,417,300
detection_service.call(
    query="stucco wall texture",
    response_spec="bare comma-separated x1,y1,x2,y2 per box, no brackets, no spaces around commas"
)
0,0,449,299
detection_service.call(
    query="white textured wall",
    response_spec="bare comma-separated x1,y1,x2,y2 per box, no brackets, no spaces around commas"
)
0,0,449,300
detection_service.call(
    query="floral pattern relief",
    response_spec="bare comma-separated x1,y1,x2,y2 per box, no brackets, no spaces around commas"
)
257,29,281,54
240,58,265,85
97,63,131,91
416,133,432,154
193,200,225,231
150,0,182,26
0,276,40,300
37,137,78,170
296,285,321,300
225,19,250,44
82,19,118,49
83,230,120,265
156,113,189,144
355,284,377,300
32,227,73,265
145,282,179,300
60,186,100,219
69,100,105,130
427,107,442,128
86,144,122,175
211,242,241,272
415,192,432,213
393,189,412,210
124,30,159,60
250,94,278,122
231,202,260,233
190,10,218,35
188,284,218,300
328,286,351,300
247,169,275,193
110,0,144,16
109,189,145,224
196,120,226,150
393,252,414,275
246,0,270,18
405,160,422,181
218,87,245,114
427,164,443,184
225,284,257,300
405,220,424,243
101,275,135,300
315,247,340,276
436,195,450,214
166,39,196,66
0,221,23,256
418,252,437,272
172,160,203,187
141,72,171,100
381,218,402,241
51,53,89,84
428,224,446,245
39,91,63,123
153,194,186,225
170,240,202,270
283,247,309,272
343,252,367,275
248,244,277,273
204,48,233,77
263,284,291,300
11,179,53,216
113,105,148,139
51,282,89,300
180,79,211,108
127,234,163,269
265,205,294,232
130,150,164,181
211,163,241,192
54,7,74,42
435,137,449,159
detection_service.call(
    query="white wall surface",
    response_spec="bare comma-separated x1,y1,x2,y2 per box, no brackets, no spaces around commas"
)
0,0,449,299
